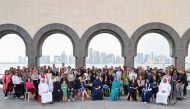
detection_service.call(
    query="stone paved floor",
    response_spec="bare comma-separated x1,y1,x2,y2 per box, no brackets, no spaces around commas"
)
0,89,189,109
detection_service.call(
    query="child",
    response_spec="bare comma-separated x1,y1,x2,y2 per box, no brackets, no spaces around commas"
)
61,79,68,102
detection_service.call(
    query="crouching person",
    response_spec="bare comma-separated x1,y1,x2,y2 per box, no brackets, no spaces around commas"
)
38,78,53,105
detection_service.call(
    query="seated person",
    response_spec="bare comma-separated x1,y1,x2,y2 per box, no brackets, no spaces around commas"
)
92,75,103,100
61,78,68,102
128,76,138,101
156,77,171,105
67,76,75,102
25,77,37,97
38,78,53,105
85,76,93,96
79,77,90,101
137,75,145,97
111,77,121,101
52,77,62,102
141,79,153,103
102,75,110,97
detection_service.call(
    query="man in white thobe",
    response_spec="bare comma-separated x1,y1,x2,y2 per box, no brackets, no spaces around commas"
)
156,77,171,105
38,78,53,104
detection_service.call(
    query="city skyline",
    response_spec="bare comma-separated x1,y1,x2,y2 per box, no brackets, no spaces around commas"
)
14,50,172,65
1,33,190,63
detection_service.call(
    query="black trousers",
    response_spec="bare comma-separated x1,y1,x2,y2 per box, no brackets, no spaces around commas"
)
129,88,137,101
15,84,22,98
68,89,75,99
33,80,39,98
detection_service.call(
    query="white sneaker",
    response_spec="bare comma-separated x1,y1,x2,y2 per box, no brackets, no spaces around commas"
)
4,97,8,99
68,99,71,102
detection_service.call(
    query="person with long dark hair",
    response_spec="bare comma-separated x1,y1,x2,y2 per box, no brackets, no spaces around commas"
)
2,70,11,98
52,77,62,102
141,79,153,103
137,75,145,97
111,77,120,101
92,75,103,100
128,76,138,101
31,68,39,100
25,77,37,97
12,72,23,98
152,75,159,99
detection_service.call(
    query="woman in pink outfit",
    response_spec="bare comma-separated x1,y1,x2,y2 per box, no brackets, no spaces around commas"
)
25,77,37,96
2,70,11,98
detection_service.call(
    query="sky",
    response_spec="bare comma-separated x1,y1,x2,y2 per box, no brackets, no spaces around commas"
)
0,33,190,63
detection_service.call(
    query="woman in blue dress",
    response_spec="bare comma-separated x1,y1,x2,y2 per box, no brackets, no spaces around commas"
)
141,78,153,103
92,75,103,100
111,77,121,101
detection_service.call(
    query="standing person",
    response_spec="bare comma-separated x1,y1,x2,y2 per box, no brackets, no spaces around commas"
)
128,76,138,101
12,72,23,98
92,75,103,100
171,69,178,98
141,79,153,103
61,78,68,102
52,64,59,77
176,69,185,99
181,68,188,98
2,70,11,98
115,67,122,80
122,70,130,96
111,78,121,101
129,68,137,80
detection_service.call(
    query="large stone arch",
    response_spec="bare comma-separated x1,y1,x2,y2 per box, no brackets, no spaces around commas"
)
181,28,190,57
80,23,130,67
130,22,183,68
0,23,32,58
32,23,80,67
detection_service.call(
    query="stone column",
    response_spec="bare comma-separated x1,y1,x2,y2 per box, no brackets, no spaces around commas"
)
28,56,40,67
172,48,187,69
75,56,85,68
124,56,134,68
172,57,185,69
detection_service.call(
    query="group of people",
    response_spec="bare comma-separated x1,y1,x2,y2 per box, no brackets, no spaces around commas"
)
1,64,188,105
